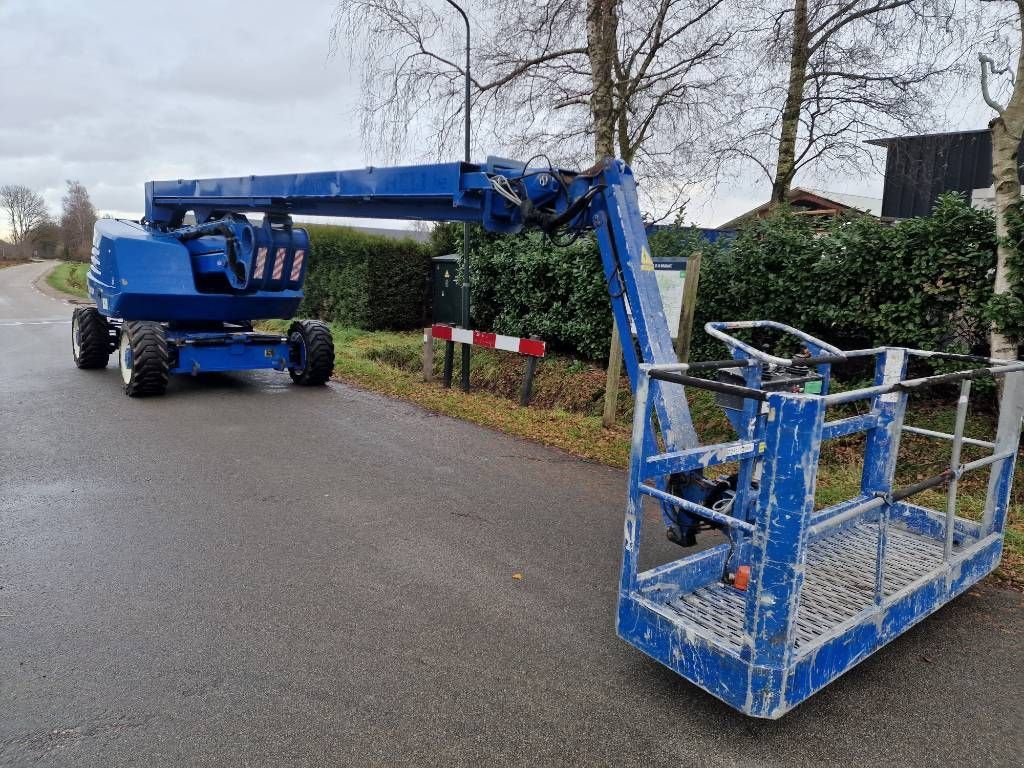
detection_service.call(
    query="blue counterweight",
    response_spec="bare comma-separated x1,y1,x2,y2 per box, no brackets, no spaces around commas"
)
89,216,309,323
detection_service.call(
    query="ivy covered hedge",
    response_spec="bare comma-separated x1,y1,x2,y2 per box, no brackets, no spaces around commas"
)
461,193,1008,364
297,196,1014,363
468,231,613,360
690,193,1000,362
298,224,431,330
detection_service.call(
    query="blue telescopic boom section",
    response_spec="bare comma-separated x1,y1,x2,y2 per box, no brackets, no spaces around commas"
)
144,156,699,451
148,159,533,231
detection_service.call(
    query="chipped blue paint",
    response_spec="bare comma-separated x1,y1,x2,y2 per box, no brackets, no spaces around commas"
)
618,325,1024,718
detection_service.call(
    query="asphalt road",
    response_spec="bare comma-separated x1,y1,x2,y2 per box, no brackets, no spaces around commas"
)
1,260,1022,767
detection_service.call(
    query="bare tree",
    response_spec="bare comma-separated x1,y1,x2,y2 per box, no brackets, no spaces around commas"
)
333,0,740,425
60,180,97,262
728,0,967,202
331,0,738,210
979,4,1024,361
30,220,61,259
0,184,49,245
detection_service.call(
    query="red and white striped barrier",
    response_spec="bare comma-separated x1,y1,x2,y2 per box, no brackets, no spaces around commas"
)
427,324,546,358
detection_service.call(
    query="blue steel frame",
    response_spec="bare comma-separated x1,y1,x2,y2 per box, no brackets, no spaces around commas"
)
619,322,1024,718
136,158,700,452
164,329,291,376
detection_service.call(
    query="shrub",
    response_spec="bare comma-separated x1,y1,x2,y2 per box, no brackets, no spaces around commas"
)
299,224,431,330
468,231,614,360
692,195,999,361
299,197,1011,365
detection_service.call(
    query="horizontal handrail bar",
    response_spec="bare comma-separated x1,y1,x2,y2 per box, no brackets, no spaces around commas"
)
960,449,1016,476
704,320,846,367
807,496,886,537
638,484,756,534
905,348,1022,365
822,413,879,440
823,362,1024,405
810,448,1014,537
685,354,852,371
645,440,760,477
648,370,768,401
891,470,954,502
902,425,995,449
807,469,958,537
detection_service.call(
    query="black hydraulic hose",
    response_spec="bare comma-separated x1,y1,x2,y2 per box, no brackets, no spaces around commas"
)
649,370,768,402
527,185,604,234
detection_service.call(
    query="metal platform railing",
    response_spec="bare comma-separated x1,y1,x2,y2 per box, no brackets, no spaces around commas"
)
616,321,1024,718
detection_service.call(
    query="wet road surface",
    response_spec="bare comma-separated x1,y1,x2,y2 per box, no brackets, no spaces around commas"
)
1,260,1022,767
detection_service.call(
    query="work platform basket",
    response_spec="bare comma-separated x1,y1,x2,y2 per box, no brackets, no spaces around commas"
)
618,321,1024,718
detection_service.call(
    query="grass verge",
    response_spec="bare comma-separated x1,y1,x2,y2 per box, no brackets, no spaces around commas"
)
269,321,1024,587
46,261,90,299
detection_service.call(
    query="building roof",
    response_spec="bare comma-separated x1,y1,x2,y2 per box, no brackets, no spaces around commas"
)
865,127,1019,218
866,128,990,147
716,187,881,229
807,189,883,216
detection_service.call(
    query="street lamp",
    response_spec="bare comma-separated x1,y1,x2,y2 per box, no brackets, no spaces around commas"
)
444,0,472,392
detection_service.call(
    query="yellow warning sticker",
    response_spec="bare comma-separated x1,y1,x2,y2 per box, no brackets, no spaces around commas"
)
640,247,655,271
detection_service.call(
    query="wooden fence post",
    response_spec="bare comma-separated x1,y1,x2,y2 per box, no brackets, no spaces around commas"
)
674,250,702,363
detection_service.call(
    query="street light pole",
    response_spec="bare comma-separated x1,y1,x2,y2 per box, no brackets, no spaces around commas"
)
445,0,472,392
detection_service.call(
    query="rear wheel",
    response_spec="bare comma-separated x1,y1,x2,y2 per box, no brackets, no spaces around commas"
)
287,320,334,385
119,321,170,397
71,307,110,369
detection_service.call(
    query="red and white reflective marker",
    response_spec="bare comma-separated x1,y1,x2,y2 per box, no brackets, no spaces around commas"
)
290,249,305,281
427,324,546,358
272,247,286,280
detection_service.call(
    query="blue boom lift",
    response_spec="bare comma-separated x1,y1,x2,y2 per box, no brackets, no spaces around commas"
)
74,157,1024,717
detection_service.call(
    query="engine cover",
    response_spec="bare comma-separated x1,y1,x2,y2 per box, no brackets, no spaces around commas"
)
89,218,309,323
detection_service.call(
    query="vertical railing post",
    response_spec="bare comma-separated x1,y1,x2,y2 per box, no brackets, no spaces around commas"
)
861,349,908,602
943,380,971,559
743,392,825,716
731,364,765,525
982,371,1024,536
620,368,654,597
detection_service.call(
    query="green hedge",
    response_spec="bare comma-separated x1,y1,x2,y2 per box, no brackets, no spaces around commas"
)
299,224,431,330
297,196,1013,364
690,194,999,362
464,194,1005,364
468,231,613,360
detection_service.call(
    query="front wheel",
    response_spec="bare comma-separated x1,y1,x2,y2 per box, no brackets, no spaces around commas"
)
71,307,111,369
119,321,169,397
287,320,334,386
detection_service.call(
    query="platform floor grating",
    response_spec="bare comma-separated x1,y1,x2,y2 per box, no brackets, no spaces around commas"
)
664,523,950,652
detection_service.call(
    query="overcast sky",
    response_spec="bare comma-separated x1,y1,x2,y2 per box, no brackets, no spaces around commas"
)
0,0,1000,236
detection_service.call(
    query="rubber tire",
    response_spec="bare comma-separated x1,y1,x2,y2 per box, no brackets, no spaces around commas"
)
72,307,111,369
120,321,170,397
288,320,334,386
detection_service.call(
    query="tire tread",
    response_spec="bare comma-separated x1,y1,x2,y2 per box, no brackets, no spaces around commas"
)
123,321,169,397
73,307,110,369
288,320,334,386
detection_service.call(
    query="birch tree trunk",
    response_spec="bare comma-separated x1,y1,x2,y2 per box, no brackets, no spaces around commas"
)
990,23,1024,361
588,0,625,426
771,0,809,202
587,0,619,159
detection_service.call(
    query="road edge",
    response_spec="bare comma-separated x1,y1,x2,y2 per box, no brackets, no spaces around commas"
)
32,260,93,305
